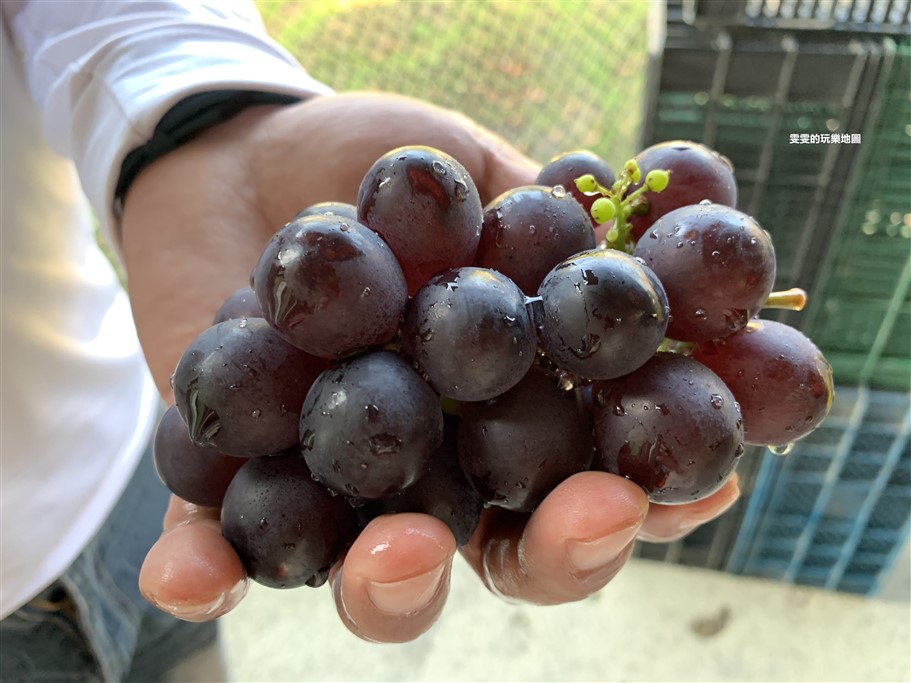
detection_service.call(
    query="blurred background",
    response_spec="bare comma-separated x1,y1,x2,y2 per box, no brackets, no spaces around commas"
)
223,1,910,680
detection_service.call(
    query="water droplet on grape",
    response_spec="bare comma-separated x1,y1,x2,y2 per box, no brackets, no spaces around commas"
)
369,433,403,455
365,404,380,422
421,329,434,342
259,518,268,530
301,429,316,450
710,394,724,409
571,333,602,359
453,179,469,200
769,443,794,456
694,308,707,319
251,409,262,419
432,160,447,175
699,199,713,206
711,250,721,258
551,185,567,198
327,390,348,410
361,287,371,297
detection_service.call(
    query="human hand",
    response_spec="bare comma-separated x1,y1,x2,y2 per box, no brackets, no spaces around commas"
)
124,92,741,643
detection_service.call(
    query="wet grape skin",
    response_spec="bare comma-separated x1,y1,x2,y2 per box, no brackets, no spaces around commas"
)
152,404,246,508
172,318,327,457
633,203,776,342
475,184,595,295
627,140,738,240
401,267,537,402
357,146,484,295
536,150,616,230
359,415,483,546
457,366,594,512
293,201,359,223
536,249,670,380
592,353,744,504
220,451,360,589
299,351,444,501
212,286,264,324
251,214,407,359
692,319,835,447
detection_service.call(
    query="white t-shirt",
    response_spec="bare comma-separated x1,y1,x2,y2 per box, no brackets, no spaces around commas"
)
0,0,331,619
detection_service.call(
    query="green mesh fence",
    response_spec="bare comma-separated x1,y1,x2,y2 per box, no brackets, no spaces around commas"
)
256,0,651,169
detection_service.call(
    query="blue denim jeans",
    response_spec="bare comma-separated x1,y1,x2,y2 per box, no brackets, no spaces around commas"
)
0,430,218,682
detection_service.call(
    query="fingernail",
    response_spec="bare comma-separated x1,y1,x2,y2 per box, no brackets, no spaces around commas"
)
365,562,447,616
566,521,642,574
144,577,248,621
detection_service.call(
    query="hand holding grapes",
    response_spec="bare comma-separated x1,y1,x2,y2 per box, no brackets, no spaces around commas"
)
124,92,743,644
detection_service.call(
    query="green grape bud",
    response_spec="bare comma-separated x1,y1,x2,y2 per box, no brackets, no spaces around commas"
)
590,197,616,224
606,225,620,243
645,169,670,193
623,160,642,184
574,174,599,194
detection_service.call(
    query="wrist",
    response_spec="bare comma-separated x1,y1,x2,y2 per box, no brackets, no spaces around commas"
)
115,90,302,220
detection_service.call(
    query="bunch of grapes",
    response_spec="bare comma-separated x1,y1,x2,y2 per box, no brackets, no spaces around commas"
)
154,141,835,590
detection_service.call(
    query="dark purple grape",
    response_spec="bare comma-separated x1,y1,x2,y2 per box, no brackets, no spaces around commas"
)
293,201,359,222
152,405,246,507
359,416,483,546
628,140,737,240
457,367,594,512
300,351,443,500
692,319,834,447
220,451,360,589
401,267,536,402
633,203,776,342
475,185,595,294
535,150,616,229
536,249,670,380
172,318,326,457
252,214,407,359
212,286,263,324
592,353,744,504
357,146,483,295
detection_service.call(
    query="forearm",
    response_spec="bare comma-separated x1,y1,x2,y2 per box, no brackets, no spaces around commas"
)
6,0,329,253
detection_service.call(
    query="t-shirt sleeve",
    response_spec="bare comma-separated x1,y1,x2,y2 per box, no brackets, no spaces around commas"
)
6,0,332,242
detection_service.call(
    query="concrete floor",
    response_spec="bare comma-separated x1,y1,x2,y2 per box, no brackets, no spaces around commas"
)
221,556,910,682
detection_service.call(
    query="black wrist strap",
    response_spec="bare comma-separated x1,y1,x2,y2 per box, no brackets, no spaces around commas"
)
114,89,301,216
